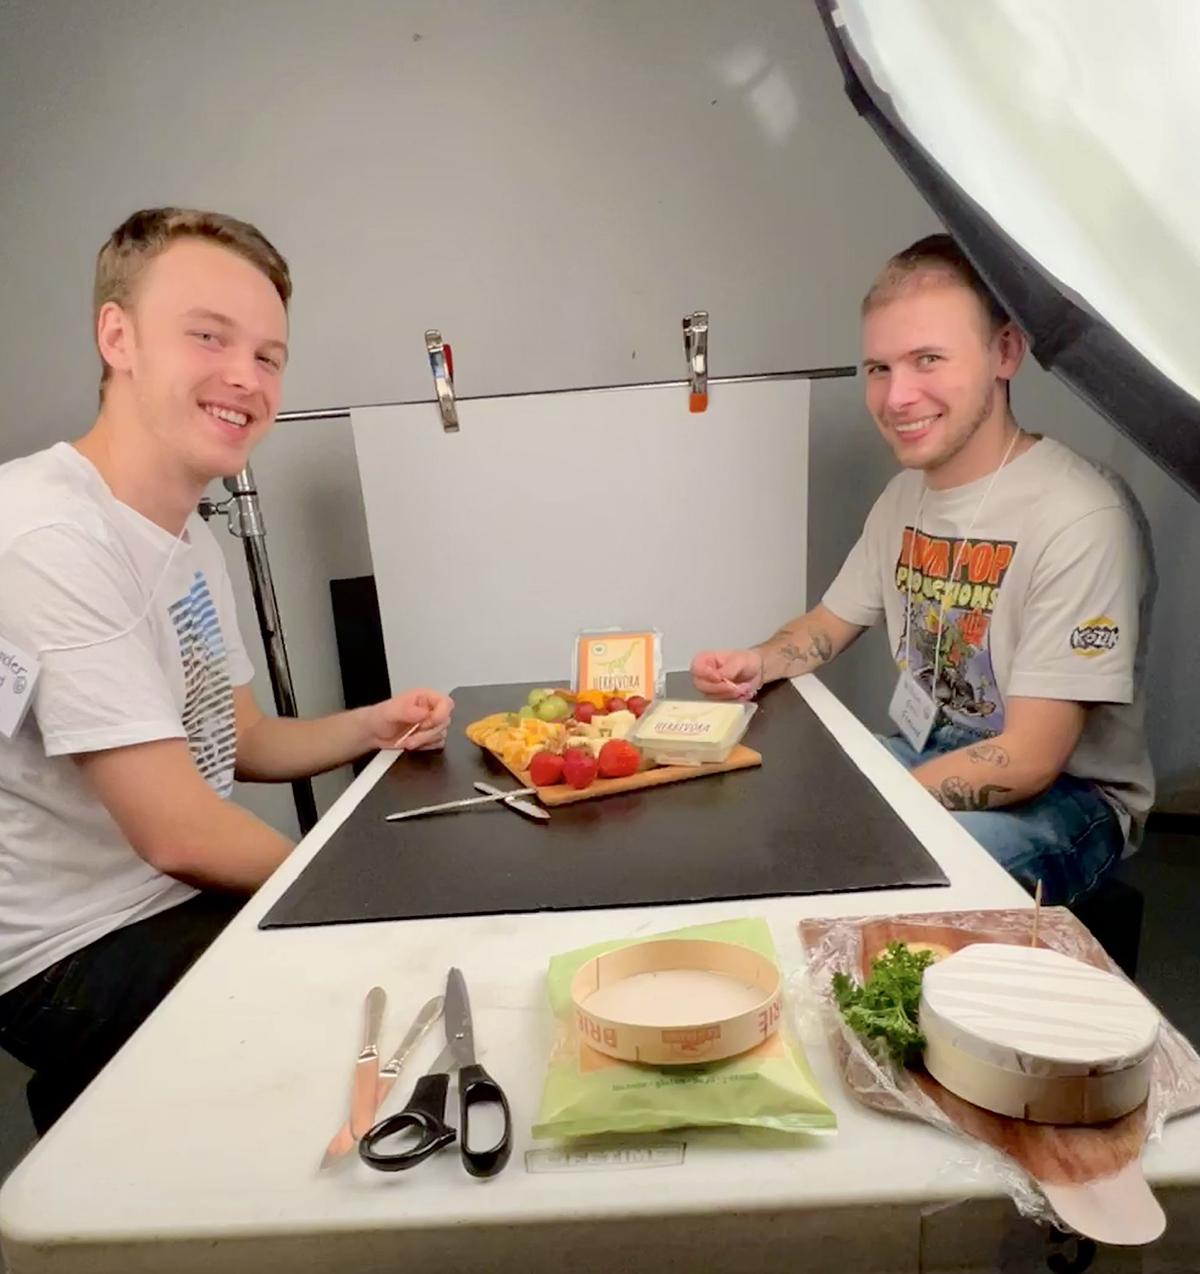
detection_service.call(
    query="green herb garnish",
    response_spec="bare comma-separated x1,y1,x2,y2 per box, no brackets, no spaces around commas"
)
831,941,935,1067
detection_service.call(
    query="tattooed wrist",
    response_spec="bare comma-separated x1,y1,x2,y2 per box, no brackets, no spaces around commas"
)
775,627,833,674
925,775,1013,811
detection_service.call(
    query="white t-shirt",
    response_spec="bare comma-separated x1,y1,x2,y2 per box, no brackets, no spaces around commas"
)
0,443,254,995
823,437,1155,832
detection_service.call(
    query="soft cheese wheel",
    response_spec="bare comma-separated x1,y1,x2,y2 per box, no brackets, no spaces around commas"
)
919,943,1160,1124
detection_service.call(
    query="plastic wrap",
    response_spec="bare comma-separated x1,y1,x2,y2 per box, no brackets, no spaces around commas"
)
797,906,1200,1228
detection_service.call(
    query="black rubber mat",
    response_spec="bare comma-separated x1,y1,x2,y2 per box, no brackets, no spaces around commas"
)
260,675,948,929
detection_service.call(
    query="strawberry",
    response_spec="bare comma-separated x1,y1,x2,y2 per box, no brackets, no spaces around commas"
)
598,739,640,779
529,751,566,787
562,747,598,790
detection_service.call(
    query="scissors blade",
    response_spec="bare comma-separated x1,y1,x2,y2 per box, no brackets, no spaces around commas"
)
444,968,477,1069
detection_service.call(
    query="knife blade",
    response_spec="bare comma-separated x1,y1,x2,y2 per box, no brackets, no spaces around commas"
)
319,993,445,1169
385,787,538,822
375,993,445,1105
349,986,387,1140
473,780,550,822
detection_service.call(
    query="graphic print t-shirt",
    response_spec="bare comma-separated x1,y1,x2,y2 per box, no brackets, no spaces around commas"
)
822,438,1154,828
0,443,253,992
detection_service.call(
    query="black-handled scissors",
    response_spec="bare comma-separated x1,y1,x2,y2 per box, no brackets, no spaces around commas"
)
358,967,512,1179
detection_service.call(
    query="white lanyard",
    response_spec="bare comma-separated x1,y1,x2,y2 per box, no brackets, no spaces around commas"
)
34,519,190,655
903,426,1021,686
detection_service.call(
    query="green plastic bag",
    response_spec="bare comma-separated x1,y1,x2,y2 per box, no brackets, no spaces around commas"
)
532,917,837,1138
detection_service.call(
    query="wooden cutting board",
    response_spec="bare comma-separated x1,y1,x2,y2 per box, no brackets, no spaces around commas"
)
499,744,762,807
800,908,1200,1246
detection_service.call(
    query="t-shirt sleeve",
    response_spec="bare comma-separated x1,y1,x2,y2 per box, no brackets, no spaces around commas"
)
822,495,888,628
1007,505,1141,704
0,524,186,756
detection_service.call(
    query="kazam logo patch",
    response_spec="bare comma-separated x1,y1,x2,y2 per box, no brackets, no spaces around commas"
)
1070,616,1119,657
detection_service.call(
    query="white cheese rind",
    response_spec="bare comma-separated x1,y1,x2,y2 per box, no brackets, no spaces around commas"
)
919,944,1160,1124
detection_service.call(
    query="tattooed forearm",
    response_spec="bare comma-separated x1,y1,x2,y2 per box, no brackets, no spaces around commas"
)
776,627,834,673
965,742,1010,767
925,776,1014,811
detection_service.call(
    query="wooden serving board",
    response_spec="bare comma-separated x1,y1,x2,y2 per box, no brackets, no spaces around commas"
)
800,909,1200,1246
502,744,762,807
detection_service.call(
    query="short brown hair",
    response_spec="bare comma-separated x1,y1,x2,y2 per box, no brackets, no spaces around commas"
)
863,233,1009,332
94,207,291,396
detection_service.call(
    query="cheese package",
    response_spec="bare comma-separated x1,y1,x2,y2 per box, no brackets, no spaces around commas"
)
919,942,1161,1124
629,699,756,765
573,629,664,700
533,917,836,1139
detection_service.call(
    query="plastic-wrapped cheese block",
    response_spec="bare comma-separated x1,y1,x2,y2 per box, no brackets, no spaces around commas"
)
630,700,756,765
919,943,1160,1124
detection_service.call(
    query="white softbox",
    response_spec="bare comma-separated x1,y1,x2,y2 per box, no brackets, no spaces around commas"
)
819,0,1200,500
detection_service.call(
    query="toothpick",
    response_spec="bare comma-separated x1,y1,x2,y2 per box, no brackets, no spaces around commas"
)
391,720,423,751
1031,879,1043,948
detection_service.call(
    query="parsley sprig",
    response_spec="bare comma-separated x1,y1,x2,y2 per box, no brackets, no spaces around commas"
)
831,941,935,1067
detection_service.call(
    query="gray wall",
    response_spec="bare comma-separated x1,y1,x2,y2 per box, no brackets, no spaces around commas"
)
2,0,1195,834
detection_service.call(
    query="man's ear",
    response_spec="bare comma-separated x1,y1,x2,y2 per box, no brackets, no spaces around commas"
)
996,322,1027,383
96,301,136,377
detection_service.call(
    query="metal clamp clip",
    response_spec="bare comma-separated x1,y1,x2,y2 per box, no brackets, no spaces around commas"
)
682,311,709,413
425,329,459,433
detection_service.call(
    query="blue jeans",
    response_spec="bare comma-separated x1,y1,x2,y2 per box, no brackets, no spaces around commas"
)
878,724,1123,907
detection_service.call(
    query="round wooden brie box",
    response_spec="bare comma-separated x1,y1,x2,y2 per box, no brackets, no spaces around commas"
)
919,943,1161,1125
570,939,782,1066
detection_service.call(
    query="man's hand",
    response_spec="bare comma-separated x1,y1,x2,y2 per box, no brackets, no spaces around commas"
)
692,604,864,699
361,688,455,752
691,649,764,701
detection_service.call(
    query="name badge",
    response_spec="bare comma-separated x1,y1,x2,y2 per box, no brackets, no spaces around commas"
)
0,633,39,741
888,668,937,754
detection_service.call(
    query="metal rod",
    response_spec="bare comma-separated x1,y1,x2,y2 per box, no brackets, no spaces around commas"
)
201,465,320,836
274,364,858,424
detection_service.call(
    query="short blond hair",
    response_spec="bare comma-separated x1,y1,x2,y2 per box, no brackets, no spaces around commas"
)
863,233,1009,333
94,207,291,397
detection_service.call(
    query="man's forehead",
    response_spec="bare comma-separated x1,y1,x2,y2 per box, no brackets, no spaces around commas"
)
863,282,985,355
138,241,288,337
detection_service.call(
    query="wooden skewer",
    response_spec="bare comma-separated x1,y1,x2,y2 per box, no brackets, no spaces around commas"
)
1031,879,1043,947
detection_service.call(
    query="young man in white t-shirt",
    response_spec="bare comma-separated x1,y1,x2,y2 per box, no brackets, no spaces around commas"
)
0,209,454,1132
691,235,1153,907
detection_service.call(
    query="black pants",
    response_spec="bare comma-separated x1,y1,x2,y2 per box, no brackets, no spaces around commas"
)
0,891,244,1134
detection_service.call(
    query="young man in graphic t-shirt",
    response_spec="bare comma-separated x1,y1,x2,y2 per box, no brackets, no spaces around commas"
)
0,209,454,1132
691,235,1154,906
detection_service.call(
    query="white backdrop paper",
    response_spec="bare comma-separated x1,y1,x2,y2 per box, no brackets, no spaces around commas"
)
353,379,809,694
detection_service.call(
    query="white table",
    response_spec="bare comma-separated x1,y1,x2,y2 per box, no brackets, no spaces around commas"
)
2,678,1197,1274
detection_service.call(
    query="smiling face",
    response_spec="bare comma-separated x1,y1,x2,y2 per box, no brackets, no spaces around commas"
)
862,276,1022,488
96,238,288,481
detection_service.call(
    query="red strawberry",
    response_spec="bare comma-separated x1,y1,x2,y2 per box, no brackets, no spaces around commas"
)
562,747,598,790
598,739,640,779
529,751,565,787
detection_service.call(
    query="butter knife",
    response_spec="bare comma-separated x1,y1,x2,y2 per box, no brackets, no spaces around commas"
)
319,993,444,1169
349,986,387,1140
385,787,537,821
473,780,551,821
